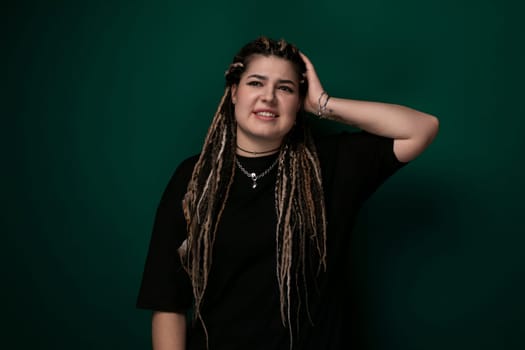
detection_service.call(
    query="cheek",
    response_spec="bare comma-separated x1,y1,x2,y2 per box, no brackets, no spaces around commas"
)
284,110,298,128
233,98,250,121
233,103,241,121
235,90,252,108
287,97,301,115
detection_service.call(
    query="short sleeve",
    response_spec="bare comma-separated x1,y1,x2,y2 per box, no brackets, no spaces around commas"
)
316,131,407,205
136,155,198,313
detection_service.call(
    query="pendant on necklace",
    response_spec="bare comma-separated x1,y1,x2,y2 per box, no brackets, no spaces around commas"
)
235,157,278,190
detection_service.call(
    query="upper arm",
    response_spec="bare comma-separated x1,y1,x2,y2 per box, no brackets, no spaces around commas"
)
136,156,198,313
393,116,439,162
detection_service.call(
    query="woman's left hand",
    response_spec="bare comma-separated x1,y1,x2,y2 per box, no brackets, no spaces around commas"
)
301,53,439,163
299,52,326,115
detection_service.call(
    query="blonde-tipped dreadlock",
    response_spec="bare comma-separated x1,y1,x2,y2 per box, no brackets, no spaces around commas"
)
181,37,327,347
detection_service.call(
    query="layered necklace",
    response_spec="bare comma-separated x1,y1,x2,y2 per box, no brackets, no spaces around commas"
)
235,156,279,189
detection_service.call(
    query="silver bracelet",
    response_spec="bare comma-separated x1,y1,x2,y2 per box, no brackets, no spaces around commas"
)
317,91,331,118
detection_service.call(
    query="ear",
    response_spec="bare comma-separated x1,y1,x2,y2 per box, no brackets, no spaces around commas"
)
231,84,238,104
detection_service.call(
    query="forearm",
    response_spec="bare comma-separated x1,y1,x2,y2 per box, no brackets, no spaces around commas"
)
323,97,438,141
152,311,186,350
299,52,438,148
320,97,439,162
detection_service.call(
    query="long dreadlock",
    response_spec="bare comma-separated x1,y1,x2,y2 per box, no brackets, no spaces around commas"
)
181,37,327,346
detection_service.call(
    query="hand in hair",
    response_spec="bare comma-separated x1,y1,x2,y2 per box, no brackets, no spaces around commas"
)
299,52,326,115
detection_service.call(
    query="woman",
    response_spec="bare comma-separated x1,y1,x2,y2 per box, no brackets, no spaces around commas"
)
137,37,438,350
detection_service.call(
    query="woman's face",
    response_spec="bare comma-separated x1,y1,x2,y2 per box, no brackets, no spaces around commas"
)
231,54,301,151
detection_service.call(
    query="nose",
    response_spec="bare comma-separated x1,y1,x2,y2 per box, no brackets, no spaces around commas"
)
261,86,276,104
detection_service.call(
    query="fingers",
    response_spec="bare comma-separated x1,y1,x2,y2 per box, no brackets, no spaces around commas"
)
299,52,321,86
299,51,316,80
299,51,313,69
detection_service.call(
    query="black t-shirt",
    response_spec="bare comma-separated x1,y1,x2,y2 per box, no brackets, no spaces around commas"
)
137,131,406,349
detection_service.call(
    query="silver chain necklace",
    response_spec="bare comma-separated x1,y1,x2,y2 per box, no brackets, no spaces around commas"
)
235,157,279,189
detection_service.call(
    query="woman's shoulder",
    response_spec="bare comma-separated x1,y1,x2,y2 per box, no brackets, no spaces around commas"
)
314,130,405,179
315,130,374,163
176,154,200,175
163,154,200,193
314,130,392,150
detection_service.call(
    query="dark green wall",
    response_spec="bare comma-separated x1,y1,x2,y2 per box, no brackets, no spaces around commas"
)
5,0,524,349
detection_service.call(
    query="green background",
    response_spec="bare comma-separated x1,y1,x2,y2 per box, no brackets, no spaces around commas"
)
4,0,524,349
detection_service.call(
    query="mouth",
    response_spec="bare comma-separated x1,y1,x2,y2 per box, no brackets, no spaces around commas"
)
253,110,279,120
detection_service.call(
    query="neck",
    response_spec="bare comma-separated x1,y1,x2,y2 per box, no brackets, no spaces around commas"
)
236,144,280,157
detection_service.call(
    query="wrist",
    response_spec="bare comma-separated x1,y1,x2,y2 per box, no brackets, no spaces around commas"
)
316,91,337,119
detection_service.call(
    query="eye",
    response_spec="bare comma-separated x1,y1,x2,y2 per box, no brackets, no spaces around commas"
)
247,80,263,87
279,85,294,93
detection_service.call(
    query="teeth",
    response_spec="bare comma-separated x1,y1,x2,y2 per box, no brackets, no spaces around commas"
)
256,111,276,117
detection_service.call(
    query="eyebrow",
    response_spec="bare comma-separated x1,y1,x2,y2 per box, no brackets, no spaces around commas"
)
246,74,297,86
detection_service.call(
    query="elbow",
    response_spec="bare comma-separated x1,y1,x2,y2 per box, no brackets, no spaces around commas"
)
416,111,439,144
394,113,439,163
426,114,439,143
